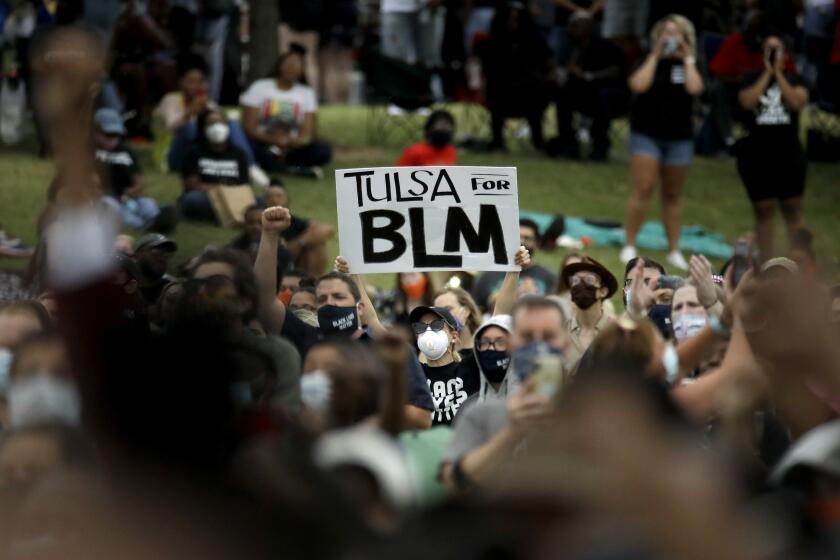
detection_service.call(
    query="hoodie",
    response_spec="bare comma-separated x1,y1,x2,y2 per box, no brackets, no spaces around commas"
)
472,314,518,403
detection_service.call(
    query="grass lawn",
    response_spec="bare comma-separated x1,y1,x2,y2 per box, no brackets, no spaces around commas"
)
2,104,839,300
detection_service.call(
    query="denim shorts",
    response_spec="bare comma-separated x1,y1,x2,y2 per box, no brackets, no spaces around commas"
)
629,132,694,166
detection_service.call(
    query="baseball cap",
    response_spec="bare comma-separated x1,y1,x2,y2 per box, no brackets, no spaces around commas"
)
94,108,126,136
408,305,459,332
135,233,177,254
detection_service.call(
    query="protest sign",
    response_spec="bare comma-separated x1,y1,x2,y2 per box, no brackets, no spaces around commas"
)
335,166,520,273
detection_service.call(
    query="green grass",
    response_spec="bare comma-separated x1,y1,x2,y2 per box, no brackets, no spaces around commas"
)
2,104,840,294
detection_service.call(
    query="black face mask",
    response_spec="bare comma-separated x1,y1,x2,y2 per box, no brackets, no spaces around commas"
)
648,304,673,340
317,305,359,337
427,129,452,148
478,349,510,383
571,284,598,310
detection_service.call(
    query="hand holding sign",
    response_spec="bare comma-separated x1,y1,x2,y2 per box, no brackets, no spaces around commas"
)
262,206,292,235
514,245,531,268
334,256,350,274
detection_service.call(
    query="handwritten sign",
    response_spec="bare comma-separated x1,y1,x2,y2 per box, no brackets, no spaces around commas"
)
335,166,520,273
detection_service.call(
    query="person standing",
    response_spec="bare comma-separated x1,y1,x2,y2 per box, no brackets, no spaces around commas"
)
561,256,618,356
736,35,809,261
620,15,704,271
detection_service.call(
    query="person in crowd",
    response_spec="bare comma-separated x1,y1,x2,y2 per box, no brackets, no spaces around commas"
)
620,15,704,271
94,108,175,233
263,179,334,276
227,205,295,287
736,35,809,262
6,331,79,430
0,302,51,412
280,269,314,295
584,317,675,383
179,107,252,222
392,272,435,328
396,110,457,166
561,256,618,356
133,233,178,307
472,219,556,312
705,10,796,153
477,2,554,152
289,286,318,315
440,296,570,492
160,55,256,173
552,12,628,161
432,287,483,353
550,0,605,63
669,282,725,377
379,0,446,71
255,207,435,429
239,47,332,178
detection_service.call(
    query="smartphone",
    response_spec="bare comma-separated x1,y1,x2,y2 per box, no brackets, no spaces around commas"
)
731,240,756,288
658,275,684,291
768,47,778,67
529,354,566,400
663,36,679,57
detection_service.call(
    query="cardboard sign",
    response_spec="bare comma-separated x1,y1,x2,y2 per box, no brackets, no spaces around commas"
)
335,166,520,273
208,185,256,228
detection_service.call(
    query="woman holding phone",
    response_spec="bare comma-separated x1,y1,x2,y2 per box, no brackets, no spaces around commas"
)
620,15,704,272
736,35,809,261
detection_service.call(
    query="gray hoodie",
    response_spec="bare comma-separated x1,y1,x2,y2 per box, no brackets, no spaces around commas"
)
472,314,518,404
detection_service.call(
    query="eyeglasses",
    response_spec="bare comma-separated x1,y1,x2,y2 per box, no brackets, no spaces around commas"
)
569,274,600,288
478,338,508,351
411,319,446,335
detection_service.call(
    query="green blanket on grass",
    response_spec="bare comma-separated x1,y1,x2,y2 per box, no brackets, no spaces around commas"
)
520,211,733,259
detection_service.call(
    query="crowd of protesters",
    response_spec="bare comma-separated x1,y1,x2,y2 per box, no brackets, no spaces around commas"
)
1,3,840,559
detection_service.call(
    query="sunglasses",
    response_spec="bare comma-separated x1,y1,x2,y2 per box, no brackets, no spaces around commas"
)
411,318,446,335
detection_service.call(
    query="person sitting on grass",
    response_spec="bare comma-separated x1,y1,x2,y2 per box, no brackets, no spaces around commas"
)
263,179,334,276
94,108,176,233
228,205,295,278
396,110,457,166
239,45,332,179
180,107,252,222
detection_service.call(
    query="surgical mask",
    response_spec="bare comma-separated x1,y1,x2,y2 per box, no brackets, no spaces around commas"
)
672,313,707,343
648,304,673,340
317,305,359,337
300,369,332,415
510,341,563,381
417,329,451,361
205,121,230,144
8,374,81,428
478,349,510,383
427,129,452,148
662,343,680,386
571,284,598,310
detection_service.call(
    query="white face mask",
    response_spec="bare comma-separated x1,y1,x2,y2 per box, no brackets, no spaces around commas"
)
662,343,680,386
205,121,230,144
300,369,332,415
417,329,451,361
8,374,81,428
672,313,707,343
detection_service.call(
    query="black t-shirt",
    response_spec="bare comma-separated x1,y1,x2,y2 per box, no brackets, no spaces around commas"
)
95,142,141,198
182,144,249,186
423,354,481,426
280,313,435,411
740,72,803,153
630,57,695,140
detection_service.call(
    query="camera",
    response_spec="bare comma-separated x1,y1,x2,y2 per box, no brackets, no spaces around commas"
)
662,36,680,57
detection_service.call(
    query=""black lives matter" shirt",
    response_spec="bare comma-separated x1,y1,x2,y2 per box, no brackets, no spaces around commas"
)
422,356,480,426
182,144,249,186
95,142,141,198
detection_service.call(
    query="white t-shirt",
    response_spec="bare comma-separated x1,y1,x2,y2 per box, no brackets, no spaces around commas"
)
239,79,317,136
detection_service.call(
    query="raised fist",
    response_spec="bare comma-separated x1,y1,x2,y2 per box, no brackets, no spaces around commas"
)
262,206,291,234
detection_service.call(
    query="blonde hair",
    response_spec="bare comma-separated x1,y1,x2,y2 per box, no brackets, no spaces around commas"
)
434,287,482,335
650,14,697,57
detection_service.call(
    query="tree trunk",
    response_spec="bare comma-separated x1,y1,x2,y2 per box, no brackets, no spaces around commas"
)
247,0,279,84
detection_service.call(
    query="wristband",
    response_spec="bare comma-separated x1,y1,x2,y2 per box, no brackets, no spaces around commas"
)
684,56,696,65
708,312,731,339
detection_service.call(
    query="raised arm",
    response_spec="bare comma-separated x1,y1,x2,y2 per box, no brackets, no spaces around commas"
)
334,256,388,338
493,246,530,316
255,206,291,334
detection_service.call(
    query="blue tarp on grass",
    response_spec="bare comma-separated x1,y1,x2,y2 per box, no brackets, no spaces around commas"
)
520,211,733,260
